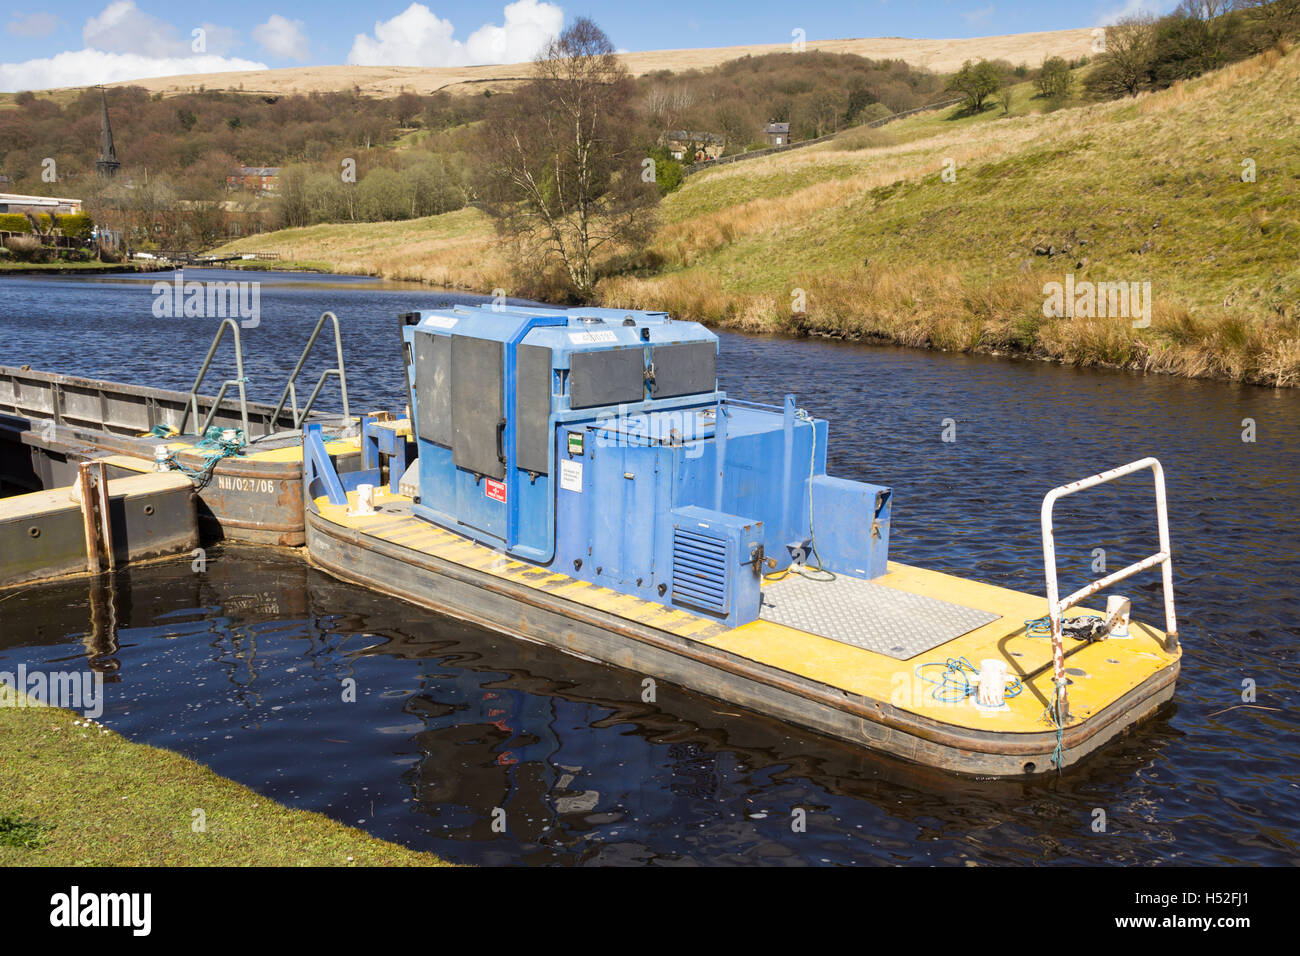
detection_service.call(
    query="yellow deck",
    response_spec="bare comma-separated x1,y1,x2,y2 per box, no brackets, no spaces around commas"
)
102,435,359,471
315,487,1179,735
0,471,193,520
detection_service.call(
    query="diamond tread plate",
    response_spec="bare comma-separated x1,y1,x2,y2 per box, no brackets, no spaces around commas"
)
759,573,1002,660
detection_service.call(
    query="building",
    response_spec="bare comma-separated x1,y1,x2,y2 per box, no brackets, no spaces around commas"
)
665,131,724,163
764,122,790,146
0,193,84,216
226,166,281,194
96,88,121,179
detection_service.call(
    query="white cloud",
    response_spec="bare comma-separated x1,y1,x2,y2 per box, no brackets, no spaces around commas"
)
0,49,268,92
963,4,996,25
254,15,309,61
83,0,189,56
0,2,260,92
7,12,61,38
348,0,563,67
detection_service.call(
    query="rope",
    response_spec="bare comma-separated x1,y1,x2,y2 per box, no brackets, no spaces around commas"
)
1048,679,1067,771
162,426,244,491
914,656,1024,705
1024,613,1106,640
1024,613,1096,771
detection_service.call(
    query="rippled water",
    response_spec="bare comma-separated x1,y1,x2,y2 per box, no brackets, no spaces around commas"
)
1,271,1297,865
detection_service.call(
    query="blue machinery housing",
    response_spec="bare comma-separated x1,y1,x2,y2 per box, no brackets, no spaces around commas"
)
311,305,891,629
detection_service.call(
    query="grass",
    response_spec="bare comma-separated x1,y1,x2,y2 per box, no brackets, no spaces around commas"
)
211,45,1300,387
0,261,168,274
213,208,511,291
0,685,452,866
0,815,53,849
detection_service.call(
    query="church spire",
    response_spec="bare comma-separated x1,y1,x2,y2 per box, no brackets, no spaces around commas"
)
96,87,120,178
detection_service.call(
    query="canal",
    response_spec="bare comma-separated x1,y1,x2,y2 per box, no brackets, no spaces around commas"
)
1,270,1297,864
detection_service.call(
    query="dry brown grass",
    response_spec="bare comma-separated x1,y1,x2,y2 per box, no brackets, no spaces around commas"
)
86,29,1097,99
215,44,1300,388
601,264,1300,386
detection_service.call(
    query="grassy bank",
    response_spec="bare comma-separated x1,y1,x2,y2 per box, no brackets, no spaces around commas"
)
211,46,1300,387
0,686,450,866
0,261,173,275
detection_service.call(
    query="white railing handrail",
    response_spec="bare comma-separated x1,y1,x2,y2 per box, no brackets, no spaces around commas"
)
1040,456,1178,720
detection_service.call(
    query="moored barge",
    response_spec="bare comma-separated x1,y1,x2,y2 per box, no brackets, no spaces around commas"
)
0,314,359,546
300,304,1182,776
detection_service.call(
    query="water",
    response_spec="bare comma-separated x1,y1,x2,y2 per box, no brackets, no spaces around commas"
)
1,270,1297,865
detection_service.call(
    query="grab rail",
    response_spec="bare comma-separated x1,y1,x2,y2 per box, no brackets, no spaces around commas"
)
1040,456,1178,719
181,318,250,439
260,311,350,439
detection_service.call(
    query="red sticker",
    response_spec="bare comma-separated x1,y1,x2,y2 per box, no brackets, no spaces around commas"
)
485,478,507,502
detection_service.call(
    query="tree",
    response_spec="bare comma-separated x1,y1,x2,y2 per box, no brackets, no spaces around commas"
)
713,102,756,154
393,92,424,127
1036,56,1073,101
645,146,684,195
477,18,657,300
276,164,312,228
947,59,1003,112
1085,16,1158,98
1150,1,1244,86
1238,0,1300,46
357,168,409,222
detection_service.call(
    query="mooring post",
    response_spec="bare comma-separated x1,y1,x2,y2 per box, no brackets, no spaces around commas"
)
94,461,115,571
77,461,101,575
77,460,115,574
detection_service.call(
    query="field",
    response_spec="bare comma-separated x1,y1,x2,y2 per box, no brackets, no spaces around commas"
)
212,45,1300,386
36,29,1097,100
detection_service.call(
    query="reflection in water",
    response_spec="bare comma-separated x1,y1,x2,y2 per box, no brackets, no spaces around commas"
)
1,272,1298,865
0,547,1286,866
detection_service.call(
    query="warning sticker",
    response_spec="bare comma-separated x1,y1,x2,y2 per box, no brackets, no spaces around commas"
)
484,478,507,502
566,431,584,456
560,459,583,493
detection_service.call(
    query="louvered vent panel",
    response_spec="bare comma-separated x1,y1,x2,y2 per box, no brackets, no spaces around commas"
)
671,527,729,615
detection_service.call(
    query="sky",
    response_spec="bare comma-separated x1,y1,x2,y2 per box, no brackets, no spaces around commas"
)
0,0,1183,92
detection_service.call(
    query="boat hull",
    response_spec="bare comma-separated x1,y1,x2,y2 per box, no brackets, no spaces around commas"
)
305,505,1178,777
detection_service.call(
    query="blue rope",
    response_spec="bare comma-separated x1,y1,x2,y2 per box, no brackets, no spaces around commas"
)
915,656,1023,704
163,426,244,490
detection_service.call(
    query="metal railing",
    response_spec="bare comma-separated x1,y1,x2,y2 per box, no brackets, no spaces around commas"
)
260,311,350,439
181,318,250,439
1040,457,1178,719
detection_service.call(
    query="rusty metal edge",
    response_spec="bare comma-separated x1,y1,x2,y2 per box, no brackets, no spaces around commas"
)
304,507,1178,775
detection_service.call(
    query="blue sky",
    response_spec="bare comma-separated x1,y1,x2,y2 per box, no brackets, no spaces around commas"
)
1,0,1180,91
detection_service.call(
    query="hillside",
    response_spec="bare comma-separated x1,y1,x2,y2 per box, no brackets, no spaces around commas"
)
212,46,1300,387
77,29,1095,98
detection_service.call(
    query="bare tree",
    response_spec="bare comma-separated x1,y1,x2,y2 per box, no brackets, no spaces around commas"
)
1085,16,1158,97
478,18,656,300
646,83,695,137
